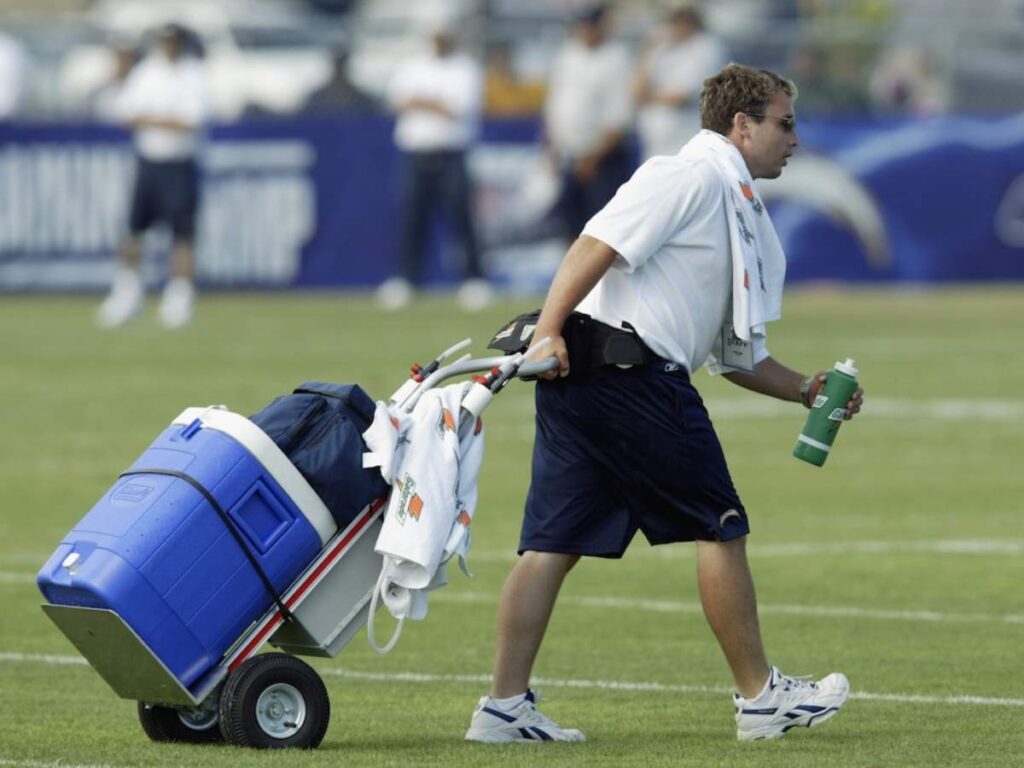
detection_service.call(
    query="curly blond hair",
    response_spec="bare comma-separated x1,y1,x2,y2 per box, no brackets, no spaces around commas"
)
699,63,798,135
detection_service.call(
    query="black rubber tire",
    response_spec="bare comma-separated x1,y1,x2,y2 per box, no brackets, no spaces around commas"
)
218,653,330,749
137,701,223,743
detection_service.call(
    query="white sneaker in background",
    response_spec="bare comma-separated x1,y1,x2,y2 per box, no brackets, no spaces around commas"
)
734,665,849,741
456,278,493,312
376,277,413,310
96,267,144,328
465,689,585,743
158,277,195,330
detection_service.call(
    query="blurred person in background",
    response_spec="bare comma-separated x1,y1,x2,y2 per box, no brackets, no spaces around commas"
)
784,45,841,116
633,3,726,160
376,15,490,312
88,38,138,122
97,23,208,330
483,41,546,117
869,45,950,116
0,28,27,119
543,3,633,244
823,46,873,115
300,39,380,114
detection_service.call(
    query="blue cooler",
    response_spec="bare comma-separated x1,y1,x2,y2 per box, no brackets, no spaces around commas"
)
37,406,338,689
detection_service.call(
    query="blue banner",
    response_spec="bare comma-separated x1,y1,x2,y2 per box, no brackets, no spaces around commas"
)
0,114,1022,291
764,114,1024,282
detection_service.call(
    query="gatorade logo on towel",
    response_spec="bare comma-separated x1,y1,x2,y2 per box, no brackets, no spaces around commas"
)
395,474,424,524
437,408,456,435
739,181,764,215
735,208,755,245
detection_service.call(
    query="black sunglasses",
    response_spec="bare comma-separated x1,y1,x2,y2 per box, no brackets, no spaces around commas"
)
746,112,796,133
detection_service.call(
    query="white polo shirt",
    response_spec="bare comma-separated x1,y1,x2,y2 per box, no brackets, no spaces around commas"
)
389,51,482,152
115,53,207,161
578,148,769,373
544,39,632,159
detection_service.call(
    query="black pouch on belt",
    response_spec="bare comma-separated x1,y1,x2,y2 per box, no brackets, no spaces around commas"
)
487,309,654,379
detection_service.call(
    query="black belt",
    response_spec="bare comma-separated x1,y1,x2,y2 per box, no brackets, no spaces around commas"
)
580,315,664,368
488,309,664,375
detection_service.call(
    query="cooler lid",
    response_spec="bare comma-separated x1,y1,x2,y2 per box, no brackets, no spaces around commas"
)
172,407,338,546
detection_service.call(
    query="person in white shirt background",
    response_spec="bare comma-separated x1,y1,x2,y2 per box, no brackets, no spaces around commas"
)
542,3,634,245
87,38,138,123
376,15,491,312
633,3,727,160
0,29,27,120
97,23,207,330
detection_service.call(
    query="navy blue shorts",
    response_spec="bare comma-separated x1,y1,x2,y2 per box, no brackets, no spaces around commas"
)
521,361,749,558
128,157,199,239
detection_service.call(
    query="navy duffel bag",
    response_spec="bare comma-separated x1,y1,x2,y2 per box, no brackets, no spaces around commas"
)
249,382,390,529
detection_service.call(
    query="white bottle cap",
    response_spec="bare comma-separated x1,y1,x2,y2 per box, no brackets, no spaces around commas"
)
834,358,858,377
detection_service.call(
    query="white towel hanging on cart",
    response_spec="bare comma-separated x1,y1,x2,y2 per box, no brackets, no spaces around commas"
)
362,381,485,653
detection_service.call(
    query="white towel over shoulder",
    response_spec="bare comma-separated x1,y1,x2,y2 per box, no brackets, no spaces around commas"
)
684,130,786,364
362,382,484,623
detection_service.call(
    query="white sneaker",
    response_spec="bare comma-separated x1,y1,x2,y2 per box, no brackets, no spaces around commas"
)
96,268,144,328
465,690,585,743
734,665,849,741
376,277,413,310
158,278,195,329
456,278,493,312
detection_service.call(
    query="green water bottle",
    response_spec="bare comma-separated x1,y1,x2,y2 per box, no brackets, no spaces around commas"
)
793,358,859,467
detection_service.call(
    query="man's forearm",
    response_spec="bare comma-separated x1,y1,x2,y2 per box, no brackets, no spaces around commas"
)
723,356,805,404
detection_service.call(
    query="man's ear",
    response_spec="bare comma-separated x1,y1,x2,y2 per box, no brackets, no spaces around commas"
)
727,111,749,143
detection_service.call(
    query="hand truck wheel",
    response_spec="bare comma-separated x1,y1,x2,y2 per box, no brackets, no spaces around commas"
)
218,653,330,749
137,700,222,743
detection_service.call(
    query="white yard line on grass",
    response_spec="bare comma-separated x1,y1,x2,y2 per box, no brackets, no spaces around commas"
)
319,668,1024,709
514,396,1024,422
430,591,1024,625
470,538,1024,563
8,540,1021,578
703,397,1024,421
751,540,1024,556
0,555,49,569
2,651,1022,709
650,539,1024,559
0,652,89,666
0,761,116,768
0,571,35,584
10,570,1023,623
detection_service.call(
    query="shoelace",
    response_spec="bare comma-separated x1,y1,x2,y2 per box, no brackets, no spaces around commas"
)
777,672,817,693
520,690,563,728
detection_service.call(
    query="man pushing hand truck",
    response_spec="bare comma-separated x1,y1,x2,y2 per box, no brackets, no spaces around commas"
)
466,62,864,744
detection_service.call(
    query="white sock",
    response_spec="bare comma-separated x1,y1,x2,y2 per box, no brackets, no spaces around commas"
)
746,668,775,702
489,692,528,711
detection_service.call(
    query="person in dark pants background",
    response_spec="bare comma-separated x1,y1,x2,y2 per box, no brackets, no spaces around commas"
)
543,4,634,243
378,16,491,311
97,23,207,330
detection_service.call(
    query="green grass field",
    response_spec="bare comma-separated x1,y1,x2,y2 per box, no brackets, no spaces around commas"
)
1,287,1022,767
